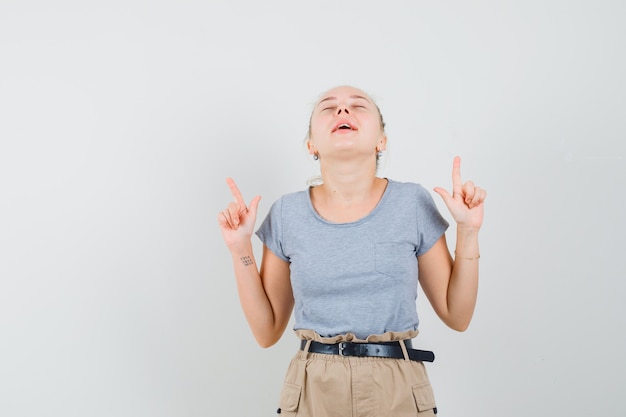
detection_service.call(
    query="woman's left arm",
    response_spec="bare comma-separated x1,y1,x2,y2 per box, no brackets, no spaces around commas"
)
418,156,487,331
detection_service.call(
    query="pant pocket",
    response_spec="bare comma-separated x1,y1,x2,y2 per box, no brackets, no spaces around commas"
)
412,381,437,415
277,382,302,416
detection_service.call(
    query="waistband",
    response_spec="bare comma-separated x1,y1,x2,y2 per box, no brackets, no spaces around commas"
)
295,328,420,343
300,340,435,362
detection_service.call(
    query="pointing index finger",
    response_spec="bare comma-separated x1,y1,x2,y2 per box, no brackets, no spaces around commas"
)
226,177,246,206
451,156,463,197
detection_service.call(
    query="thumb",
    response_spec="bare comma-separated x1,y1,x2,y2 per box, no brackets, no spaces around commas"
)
433,187,452,206
248,195,262,214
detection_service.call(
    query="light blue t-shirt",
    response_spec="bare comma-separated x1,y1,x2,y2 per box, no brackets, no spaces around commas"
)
255,179,449,339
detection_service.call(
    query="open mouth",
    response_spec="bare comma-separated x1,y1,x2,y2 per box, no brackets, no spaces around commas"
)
332,122,357,132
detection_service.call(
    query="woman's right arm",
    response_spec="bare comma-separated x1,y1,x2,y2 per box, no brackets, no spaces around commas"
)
218,178,294,348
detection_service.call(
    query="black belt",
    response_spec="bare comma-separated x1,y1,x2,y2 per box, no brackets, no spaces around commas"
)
300,340,435,363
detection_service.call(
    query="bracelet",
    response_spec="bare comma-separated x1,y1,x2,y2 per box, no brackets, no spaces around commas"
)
455,251,480,260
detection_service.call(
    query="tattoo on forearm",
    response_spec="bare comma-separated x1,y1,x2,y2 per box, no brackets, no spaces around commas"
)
240,256,254,266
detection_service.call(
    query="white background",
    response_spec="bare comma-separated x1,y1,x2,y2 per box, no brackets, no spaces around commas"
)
1,1,624,416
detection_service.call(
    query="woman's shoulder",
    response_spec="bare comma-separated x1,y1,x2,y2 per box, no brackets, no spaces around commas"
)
281,187,309,200
269,188,310,208
386,178,429,195
385,179,445,221
384,179,439,210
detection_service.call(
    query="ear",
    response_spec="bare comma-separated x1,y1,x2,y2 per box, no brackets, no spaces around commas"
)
307,139,316,155
378,134,388,151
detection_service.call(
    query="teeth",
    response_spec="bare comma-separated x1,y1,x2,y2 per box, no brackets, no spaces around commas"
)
338,124,351,129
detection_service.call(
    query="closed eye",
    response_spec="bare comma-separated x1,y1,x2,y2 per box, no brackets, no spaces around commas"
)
350,99,369,109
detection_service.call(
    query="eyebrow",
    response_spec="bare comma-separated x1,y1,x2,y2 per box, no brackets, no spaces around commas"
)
317,95,371,105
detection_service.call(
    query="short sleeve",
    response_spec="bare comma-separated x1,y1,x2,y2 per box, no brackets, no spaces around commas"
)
415,185,449,256
255,197,289,262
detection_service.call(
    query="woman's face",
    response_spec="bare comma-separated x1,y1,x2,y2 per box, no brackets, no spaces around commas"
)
308,86,386,160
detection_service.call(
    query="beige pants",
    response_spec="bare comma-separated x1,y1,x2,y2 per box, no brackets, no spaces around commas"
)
277,330,437,417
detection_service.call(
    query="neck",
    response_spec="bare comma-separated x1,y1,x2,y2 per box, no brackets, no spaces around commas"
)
317,157,380,204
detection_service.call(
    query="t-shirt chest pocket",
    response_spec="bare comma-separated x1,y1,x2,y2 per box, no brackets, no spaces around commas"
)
374,242,415,277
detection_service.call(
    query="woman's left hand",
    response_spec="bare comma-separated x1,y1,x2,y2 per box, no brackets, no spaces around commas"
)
433,156,487,230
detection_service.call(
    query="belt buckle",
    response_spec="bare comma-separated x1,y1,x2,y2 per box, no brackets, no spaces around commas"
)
338,342,347,356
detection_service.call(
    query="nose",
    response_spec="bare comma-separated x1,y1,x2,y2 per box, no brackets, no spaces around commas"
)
337,107,349,115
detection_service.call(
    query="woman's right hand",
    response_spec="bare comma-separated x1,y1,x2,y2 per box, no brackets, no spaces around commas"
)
218,178,261,251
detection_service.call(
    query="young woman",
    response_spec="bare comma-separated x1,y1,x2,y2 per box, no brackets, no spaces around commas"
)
218,86,486,416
